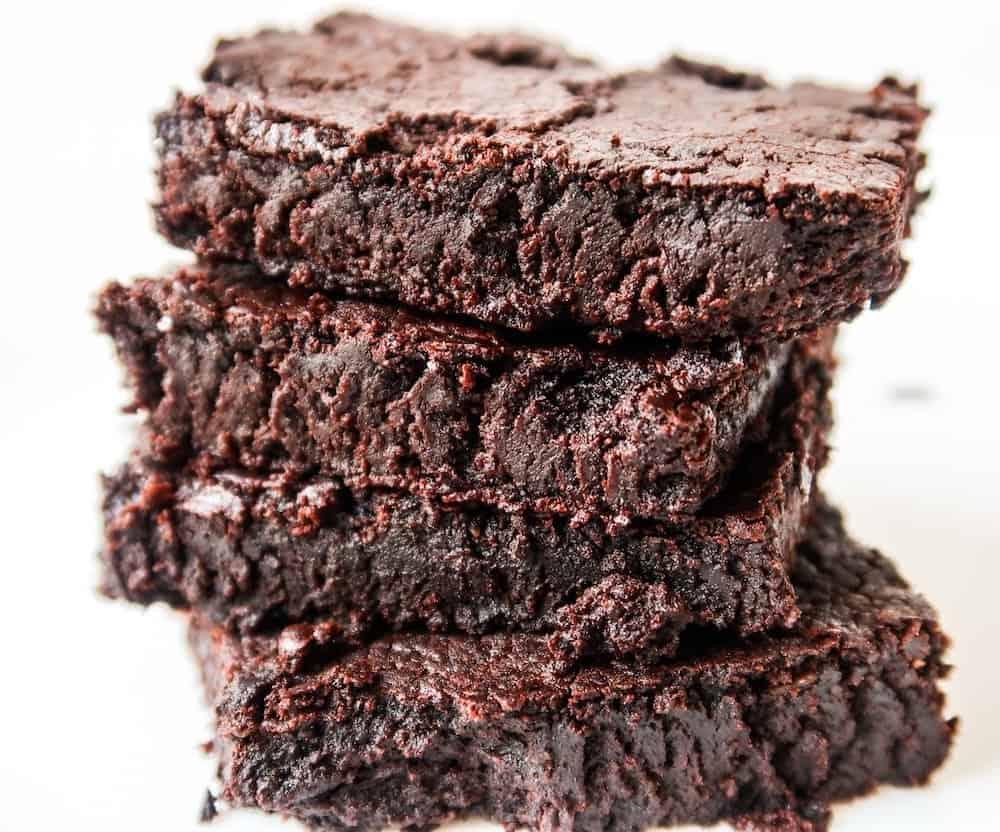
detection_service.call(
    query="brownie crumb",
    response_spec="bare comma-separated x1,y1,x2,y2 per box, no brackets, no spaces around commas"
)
198,790,217,823
735,807,831,832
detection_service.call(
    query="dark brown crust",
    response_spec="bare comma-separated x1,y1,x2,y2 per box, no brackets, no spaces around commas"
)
96,265,789,520
100,331,833,660
156,12,927,342
191,500,954,832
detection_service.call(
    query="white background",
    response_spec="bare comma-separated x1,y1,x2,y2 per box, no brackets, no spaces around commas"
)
1,2,998,829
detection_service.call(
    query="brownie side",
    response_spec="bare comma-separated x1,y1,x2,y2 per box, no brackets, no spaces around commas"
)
96,266,789,519
191,500,954,832
100,331,833,660
156,12,927,342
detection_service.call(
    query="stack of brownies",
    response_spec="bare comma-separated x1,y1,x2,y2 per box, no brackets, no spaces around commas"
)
97,13,954,832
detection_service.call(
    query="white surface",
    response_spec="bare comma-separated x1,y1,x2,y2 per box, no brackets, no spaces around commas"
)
1,1,998,829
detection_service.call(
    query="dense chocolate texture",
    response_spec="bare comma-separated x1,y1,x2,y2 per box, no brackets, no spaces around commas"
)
101,331,832,659
97,266,790,519
192,501,954,832
156,13,926,342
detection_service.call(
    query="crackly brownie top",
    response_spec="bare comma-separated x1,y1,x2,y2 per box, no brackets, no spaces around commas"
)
208,500,941,732
198,12,926,204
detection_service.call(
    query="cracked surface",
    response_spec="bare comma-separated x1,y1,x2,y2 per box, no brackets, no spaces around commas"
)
100,330,833,658
97,265,790,519
156,12,927,341
192,499,954,832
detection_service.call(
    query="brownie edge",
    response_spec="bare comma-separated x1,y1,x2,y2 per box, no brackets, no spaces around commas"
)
192,499,954,832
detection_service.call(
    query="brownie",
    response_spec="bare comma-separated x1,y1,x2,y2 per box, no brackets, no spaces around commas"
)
97,266,791,519
191,500,955,832
100,330,832,660
156,12,927,342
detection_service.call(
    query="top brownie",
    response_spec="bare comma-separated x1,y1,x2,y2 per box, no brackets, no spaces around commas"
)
157,12,927,341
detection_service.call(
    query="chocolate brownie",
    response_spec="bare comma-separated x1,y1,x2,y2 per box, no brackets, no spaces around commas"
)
97,266,790,519
156,12,927,342
100,330,832,660
191,500,955,832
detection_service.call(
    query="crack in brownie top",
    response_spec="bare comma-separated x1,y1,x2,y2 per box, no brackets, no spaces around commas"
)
198,11,925,202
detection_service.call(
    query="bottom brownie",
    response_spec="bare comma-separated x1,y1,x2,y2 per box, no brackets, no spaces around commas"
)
193,499,954,832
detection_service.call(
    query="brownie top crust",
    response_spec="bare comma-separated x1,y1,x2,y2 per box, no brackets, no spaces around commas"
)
201,12,923,204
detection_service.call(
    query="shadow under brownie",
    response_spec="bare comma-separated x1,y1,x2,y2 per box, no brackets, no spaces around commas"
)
156,12,926,342
101,330,833,662
191,499,954,832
